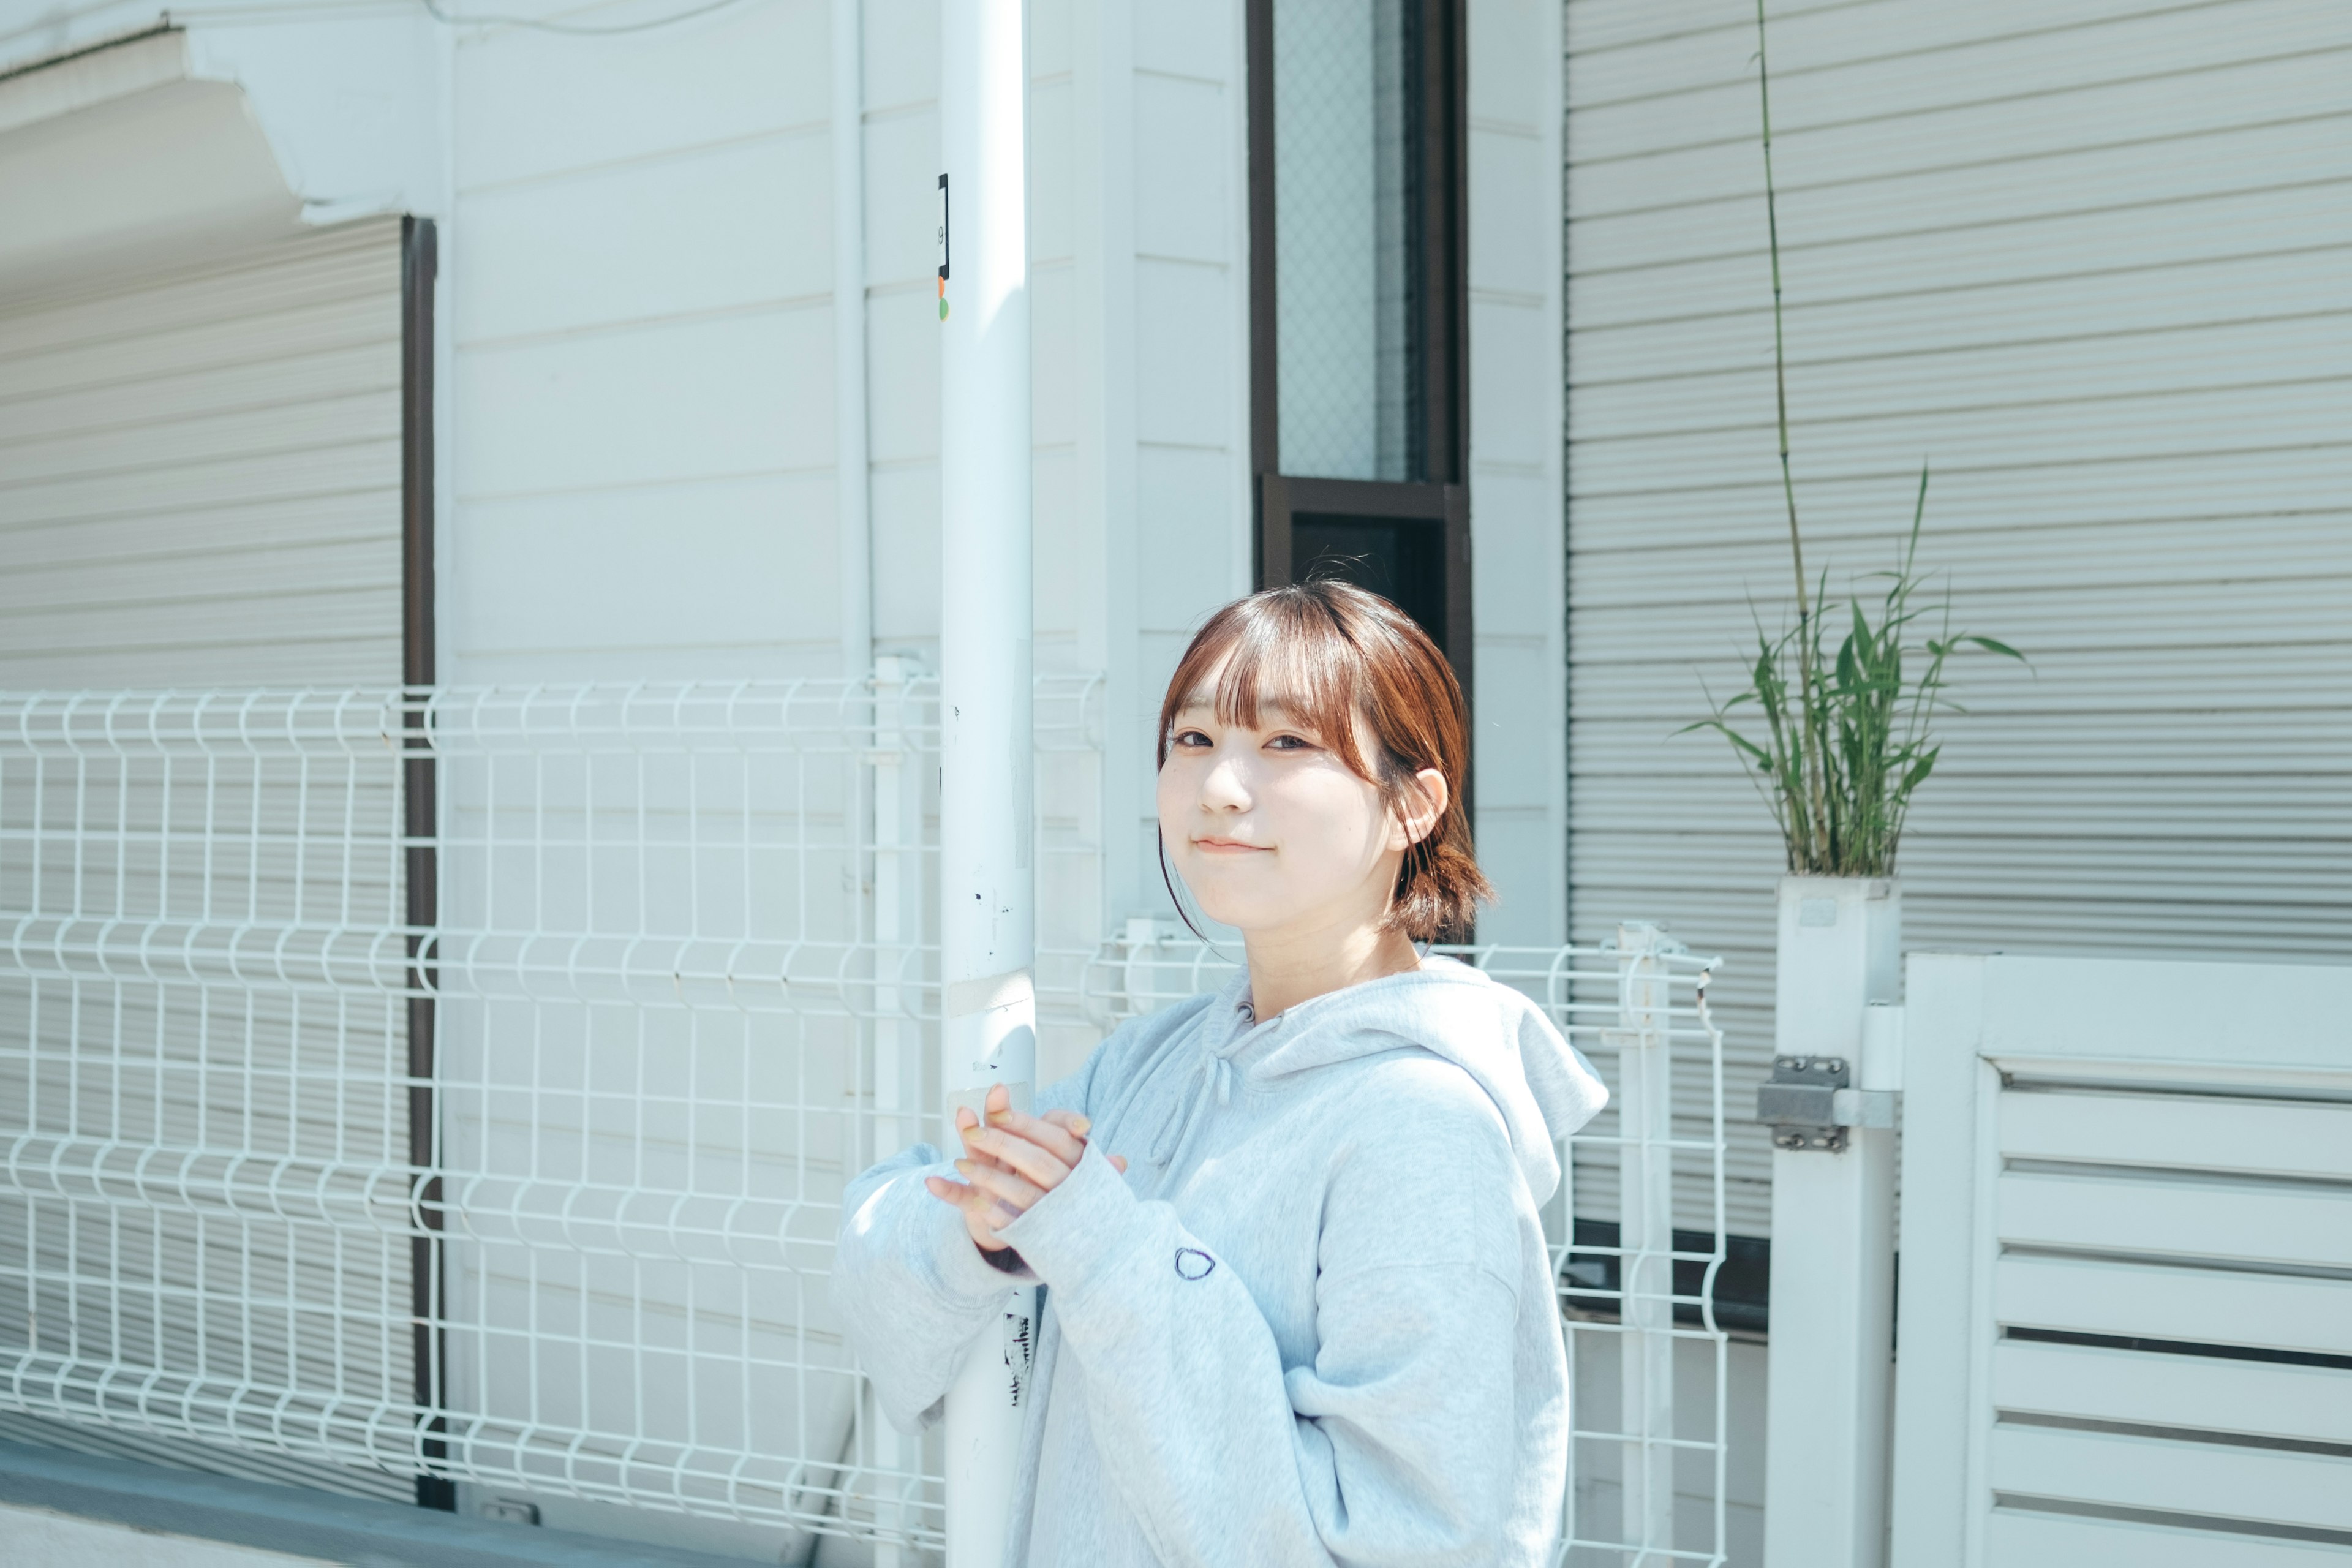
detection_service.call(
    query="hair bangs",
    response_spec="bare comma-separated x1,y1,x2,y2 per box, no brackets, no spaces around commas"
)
1160,590,1376,781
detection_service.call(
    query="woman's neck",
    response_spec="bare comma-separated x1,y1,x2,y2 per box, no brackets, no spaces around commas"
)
1240,918,1423,1020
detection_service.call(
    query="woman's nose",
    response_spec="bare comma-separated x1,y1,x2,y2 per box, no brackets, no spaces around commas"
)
1199,752,1251,811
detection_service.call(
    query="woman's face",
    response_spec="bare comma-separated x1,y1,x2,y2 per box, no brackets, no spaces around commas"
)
1156,662,1440,937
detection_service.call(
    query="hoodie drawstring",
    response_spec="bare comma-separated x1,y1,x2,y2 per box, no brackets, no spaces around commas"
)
1147,1035,1245,1177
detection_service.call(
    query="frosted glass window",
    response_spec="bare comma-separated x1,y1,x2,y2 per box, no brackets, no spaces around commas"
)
1274,0,1420,482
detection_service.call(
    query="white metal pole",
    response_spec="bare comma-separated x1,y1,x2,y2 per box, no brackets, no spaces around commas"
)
938,2,1034,1565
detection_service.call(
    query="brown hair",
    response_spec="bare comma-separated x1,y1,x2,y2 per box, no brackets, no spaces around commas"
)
1157,579,1492,943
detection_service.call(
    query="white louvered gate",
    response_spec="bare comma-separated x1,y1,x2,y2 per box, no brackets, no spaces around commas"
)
1892,952,2352,1566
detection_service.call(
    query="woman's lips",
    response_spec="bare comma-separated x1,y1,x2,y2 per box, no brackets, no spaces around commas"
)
1191,837,1270,853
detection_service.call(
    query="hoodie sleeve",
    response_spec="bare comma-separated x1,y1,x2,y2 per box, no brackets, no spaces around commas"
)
995,1061,1530,1567
827,1050,1106,1434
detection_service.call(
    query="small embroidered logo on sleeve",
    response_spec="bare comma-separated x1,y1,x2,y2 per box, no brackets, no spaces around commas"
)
1174,1248,1215,1281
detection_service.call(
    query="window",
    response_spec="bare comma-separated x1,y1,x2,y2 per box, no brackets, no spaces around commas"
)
1249,0,1468,682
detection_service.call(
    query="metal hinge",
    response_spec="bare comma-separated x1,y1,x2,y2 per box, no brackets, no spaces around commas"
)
1756,1057,1901,1152
1758,1055,1852,1151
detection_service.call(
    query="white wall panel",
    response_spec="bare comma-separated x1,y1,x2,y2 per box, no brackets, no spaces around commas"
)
1566,0,2352,1235
447,0,845,688
448,2,829,192
1467,0,1567,948
453,136,833,344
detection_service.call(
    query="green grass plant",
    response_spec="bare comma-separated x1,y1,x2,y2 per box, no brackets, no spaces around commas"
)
1684,0,2024,877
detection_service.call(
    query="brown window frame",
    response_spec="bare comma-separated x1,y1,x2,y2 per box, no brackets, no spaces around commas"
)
399,214,451,1513
1246,0,1472,691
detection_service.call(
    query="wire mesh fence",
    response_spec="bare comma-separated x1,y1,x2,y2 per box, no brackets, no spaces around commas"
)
0,677,1727,1564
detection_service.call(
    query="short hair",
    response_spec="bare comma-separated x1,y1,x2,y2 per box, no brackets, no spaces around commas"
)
1157,579,1493,943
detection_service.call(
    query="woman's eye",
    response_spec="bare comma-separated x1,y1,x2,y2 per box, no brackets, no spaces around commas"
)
1266,734,1313,752
1173,729,1212,748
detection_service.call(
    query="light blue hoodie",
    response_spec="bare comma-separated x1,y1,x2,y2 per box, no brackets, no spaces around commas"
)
831,956,1609,1566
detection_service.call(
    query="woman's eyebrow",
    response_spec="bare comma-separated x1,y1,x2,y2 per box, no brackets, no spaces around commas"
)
1175,688,1310,729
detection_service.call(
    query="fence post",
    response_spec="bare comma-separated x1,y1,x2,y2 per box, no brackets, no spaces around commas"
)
1761,878,1902,1568
866,655,916,1566
1615,922,1676,1561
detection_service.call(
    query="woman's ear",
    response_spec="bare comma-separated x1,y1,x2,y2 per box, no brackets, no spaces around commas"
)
1391,767,1449,852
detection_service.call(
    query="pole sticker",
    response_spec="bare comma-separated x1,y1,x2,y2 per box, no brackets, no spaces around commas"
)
1003,1308,1032,1406
937,173,951,321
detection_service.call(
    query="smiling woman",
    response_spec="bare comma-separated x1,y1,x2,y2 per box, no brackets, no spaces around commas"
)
833,579,1605,1567
1156,579,1490,960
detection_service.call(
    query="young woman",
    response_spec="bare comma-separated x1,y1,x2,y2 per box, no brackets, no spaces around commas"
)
833,581,1607,1566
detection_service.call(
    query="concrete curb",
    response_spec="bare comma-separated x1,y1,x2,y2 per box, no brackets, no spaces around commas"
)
0,1438,778,1567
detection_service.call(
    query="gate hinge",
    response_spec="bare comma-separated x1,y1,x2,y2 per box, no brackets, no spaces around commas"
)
1756,1056,1899,1151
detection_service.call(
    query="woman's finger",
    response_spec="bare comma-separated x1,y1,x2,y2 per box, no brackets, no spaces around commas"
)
984,1105,1088,1169
961,1122,1077,1191
956,1157,1047,1215
923,1175,1018,1243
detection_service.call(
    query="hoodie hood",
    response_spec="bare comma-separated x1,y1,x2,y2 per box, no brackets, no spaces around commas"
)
1151,956,1608,1207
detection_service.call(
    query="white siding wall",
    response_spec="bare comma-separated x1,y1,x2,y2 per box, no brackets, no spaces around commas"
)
1110,3,1258,944
1566,0,2352,1235
1468,0,1567,946
444,0,842,687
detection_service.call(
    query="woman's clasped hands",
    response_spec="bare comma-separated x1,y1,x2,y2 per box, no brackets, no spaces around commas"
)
924,1082,1128,1254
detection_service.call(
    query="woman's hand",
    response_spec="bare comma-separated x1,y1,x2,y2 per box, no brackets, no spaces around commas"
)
924,1082,1128,1253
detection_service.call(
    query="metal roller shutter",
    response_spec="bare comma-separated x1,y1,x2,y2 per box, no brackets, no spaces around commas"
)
1565,0,2352,1236
0,219,406,688
0,217,414,1501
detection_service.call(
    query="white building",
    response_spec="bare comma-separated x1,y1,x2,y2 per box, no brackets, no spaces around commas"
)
0,0,2343,1562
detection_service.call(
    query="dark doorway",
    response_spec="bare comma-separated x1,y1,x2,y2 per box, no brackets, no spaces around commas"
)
1292,513,1444,644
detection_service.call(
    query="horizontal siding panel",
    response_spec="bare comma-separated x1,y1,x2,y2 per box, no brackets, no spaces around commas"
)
1569,511,2352,599
1574,58,2352,217
0,491,399,576
0,448,400,536
0,393,400,491
453,130,833,347
0,344,398,456
1572,196,2345,326
1566,395,2350,495
1569,0,2345,99
1573,304,2352,434
0,228,399,363
451,306,834,500
1566,447,2352,530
